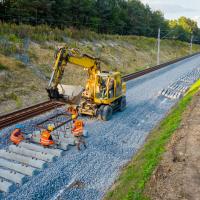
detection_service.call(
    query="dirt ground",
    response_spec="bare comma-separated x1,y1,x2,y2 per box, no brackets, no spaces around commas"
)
144,92,200,200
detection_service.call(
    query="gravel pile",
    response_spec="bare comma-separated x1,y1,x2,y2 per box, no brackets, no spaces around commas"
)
1,54,200,200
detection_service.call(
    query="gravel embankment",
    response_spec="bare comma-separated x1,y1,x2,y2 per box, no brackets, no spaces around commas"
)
1,54,200,200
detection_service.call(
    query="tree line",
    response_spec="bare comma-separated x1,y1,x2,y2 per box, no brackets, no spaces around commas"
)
0,0,200,43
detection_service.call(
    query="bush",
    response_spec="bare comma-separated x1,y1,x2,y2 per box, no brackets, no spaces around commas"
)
0,63,8,70
8,34,22,43
0,39,20,56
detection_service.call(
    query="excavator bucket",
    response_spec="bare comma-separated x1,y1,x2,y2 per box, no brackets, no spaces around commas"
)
57,85,83,105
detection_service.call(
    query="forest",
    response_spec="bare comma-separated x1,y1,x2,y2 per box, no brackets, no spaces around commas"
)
0,0,200,43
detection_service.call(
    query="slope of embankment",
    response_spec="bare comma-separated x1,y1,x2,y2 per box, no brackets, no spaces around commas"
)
1,23,200,114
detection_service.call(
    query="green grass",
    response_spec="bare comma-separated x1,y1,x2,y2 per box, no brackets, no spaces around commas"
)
1,22,200,75
0,40,20,56
15,95,22,108
0,23,103,42
105,80,200,200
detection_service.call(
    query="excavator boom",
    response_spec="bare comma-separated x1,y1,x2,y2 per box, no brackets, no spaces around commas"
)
68,54,99,69
47,46,100,102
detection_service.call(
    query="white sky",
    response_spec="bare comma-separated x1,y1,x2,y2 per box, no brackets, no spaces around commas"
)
141,0,200,27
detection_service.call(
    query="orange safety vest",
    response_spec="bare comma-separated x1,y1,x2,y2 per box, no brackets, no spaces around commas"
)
40,130,54,146
72,120,84,137
10,129,24,145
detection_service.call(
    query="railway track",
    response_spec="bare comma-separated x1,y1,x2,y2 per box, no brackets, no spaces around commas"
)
0,101,65,130
0,52,200,198
0,52,199,131
123,52,200,81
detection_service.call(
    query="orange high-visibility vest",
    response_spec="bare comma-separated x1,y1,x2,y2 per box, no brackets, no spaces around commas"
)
10,129,24,145
40,130,54,146
72,120,84,137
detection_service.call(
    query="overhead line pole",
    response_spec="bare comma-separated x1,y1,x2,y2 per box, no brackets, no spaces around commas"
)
157,28,161,65
190,34,193,54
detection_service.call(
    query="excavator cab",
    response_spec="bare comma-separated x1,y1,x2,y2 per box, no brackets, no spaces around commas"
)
78,71,126,120
94,72,125,104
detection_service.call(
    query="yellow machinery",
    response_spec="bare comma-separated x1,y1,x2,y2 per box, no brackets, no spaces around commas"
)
47,46,126,120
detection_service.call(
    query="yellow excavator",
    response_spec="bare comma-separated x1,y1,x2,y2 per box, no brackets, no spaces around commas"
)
47,46,126,121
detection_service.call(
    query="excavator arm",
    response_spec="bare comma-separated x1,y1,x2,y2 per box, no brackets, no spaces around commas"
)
47,46,101,100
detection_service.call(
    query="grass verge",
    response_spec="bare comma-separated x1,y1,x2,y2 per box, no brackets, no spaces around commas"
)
104,79,200,200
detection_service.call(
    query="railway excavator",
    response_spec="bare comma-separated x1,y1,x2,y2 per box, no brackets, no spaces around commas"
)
47,46,126,121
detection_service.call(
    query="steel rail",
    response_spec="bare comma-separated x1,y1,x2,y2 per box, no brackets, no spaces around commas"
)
122,52,200,81
0,101,65,130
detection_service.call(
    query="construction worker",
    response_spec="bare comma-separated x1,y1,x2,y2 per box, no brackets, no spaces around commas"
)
40,125,54,146
67,107,78,119
71,119,87,151
47,124,55,132
100,77,107,98
106,77,114,98
10,124,25,145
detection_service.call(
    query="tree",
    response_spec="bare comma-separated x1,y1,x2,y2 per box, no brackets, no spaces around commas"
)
0,0,199,43
169,17,199,42
178,16,198,34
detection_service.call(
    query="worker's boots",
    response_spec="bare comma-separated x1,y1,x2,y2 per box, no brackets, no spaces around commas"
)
77,143,81,151
77,142,87,151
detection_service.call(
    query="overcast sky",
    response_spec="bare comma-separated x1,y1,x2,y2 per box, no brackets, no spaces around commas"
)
141,0,200,27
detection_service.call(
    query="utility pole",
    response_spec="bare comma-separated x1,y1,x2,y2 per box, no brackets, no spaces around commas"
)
190,34,193,54
35,9,38,25
157,28,161,65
